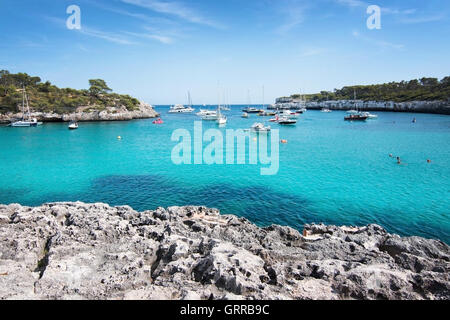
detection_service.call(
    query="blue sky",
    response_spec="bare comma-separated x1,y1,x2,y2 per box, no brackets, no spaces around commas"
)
0,0,449,104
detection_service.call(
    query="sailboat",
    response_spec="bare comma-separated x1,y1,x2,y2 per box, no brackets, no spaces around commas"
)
242,89,260,113
168,91,195,113
216,91,227,124
216,105,227,125
10,86,43,127
345,89,368,121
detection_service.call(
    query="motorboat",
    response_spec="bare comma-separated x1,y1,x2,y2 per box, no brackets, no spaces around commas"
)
277,117,297,125
242,112,249,118
169,104,195,113
347,110,359,114
251,123,271,132
201,112,219,120
242,107,262,114
321,108,332,113
279,110,299,118
10,86,43,127
197,109,216,116
345,114,368,121
361,112,378,119
68,121,79,130
269,115,279,122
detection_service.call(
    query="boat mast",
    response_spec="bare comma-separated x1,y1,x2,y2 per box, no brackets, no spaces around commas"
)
25,88,31,120
187,91,192,108
21,85,25,120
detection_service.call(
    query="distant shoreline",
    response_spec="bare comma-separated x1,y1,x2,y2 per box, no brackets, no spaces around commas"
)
270,100,450,115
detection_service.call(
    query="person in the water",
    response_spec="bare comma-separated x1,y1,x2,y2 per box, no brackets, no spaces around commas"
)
397,157,401,164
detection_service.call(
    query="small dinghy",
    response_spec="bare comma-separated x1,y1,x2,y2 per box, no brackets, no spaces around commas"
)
68,121,78,130
153,118,164,124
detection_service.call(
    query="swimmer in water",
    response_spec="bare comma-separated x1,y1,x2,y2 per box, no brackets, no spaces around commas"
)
389,154,393,158
397,157,401,164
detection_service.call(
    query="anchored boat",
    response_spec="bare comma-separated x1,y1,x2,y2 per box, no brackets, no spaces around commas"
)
68,121,79,130
344,114,368,121
251,123,271,132
10,86,43,127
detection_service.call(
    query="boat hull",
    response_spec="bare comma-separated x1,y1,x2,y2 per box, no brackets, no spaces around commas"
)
344,116,368,121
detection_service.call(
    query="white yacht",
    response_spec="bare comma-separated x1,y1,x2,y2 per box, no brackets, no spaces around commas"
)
361,112,378,119
347,110,359,114
169,104,194,113
200,110,219,120
277,116,297,125
169,91,195,113
279,110,299,118
251,123,271,133
321,108,332,113
10,86,43,127
197,109,216,116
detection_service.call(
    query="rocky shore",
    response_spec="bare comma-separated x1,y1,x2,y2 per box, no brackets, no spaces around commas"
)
0,202,448,300
0,102,159,124
271,99,450,115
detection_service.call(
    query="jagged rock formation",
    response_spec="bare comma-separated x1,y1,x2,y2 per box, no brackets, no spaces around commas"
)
0,102,158,124
0,202,448,300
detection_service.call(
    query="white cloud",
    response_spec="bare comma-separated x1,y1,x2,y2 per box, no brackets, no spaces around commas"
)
299,47,326,57
124,31,173,44
275,0,307,35
79,27,138,45
352,30,404,50
120,0,225,29
335,0,366,8
399,14,445,24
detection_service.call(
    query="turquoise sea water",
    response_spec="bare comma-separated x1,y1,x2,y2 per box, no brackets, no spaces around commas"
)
0,106,449,243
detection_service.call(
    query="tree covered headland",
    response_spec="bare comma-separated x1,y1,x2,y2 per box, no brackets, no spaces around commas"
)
0,70,141,114
288,77,450,102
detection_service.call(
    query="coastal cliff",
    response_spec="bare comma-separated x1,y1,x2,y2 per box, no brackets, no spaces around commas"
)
0,102,159,124
0,202,448,300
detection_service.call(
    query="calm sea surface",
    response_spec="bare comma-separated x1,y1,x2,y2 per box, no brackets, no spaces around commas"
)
1,106,449,243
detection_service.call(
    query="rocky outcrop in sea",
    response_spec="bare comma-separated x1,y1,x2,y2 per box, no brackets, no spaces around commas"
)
0,202,448,300
0,102,158,124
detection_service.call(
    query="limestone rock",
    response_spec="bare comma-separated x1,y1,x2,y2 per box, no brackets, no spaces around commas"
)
0,202,448,300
